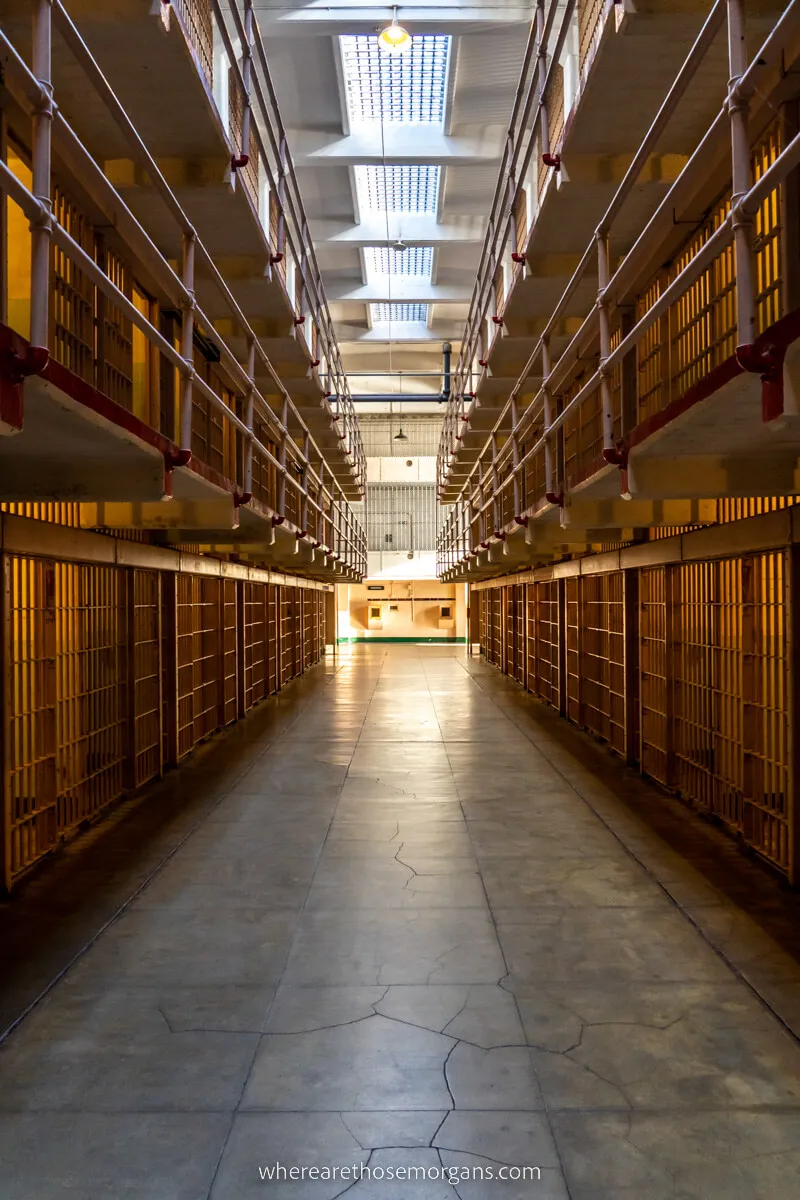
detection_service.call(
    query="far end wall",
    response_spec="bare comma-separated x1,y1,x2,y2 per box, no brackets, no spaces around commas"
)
337,580,467,642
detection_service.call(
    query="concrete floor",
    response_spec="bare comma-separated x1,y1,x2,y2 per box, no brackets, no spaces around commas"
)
3,645,800,1198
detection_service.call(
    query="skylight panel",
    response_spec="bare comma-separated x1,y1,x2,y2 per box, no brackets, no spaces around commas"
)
340,34,451,125
364,246,434,279
354,165,440,214
371,303,429,323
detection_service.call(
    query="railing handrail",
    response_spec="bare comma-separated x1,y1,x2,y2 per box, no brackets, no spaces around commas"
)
438,0,577,469
164,0,364,485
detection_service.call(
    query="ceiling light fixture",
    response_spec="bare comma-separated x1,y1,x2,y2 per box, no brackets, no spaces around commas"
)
378,7,412,56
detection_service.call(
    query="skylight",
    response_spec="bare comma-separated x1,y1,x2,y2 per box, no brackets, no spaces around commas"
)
340,35,451,125
371,303,429,324
364,246,434,279
354,165,441,214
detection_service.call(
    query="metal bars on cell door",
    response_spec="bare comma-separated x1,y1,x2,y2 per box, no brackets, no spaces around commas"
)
476,550,795,880
1,555,328,891
366,484,438,554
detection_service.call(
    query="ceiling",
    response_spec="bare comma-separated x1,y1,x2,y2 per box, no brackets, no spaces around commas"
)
257,2,530,410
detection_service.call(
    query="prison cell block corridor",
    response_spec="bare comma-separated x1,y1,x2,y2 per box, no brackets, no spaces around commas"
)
2,645,800,1198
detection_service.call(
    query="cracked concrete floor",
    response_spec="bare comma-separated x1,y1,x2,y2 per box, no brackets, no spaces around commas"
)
2,645,800,1199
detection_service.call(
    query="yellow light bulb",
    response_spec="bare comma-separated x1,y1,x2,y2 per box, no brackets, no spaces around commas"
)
378,20,412,55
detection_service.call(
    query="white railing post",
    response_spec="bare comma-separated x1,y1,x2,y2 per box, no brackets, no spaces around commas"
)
491,434,501,534
277,394,288,519
542,335,557,503
179,231,196,452
596,230,616,453
510,393,521,517
239,0,254,168
727,0,756,348
243,334,255,497
274,134,287,263
30,0,54,350
301,431,310,534
536,0,551,163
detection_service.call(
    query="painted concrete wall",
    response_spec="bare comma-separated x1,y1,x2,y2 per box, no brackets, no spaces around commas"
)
336,581,467,641
367,551,438,580
366,456,437,482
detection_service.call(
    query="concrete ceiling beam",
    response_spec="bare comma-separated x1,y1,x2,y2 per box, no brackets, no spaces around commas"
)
328,282,471,304
310,216,486,246
287,128,505,167
256,8,532,36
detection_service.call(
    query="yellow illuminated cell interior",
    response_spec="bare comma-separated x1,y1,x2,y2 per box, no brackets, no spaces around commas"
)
132,285,152,423
6,147,33,339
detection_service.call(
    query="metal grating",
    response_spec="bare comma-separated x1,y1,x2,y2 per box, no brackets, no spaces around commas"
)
635,120,782,422
371,303,428,324
479,588,491,652
505,585,526,684
752,119,783,333
303,591,314,671
243,582,269,711
565,578,581,725
579,573,625,755
530,579,560,709
366,483,438,552
674,558,744,830
98,247,133,410
268,584,280,695
673,553,790,872
639,566,671,786
3,556,58,889
339,34,451,125
51,185,94,386
132,570,162,789
742,551,790,872
578,0,607,69
55,562,128,833
354,165,441,213
221,579,238,728
172,0,214,85
514,187,527,256
229,69,260,205
364,246,434,278
176,574,222,760
279,586,298,686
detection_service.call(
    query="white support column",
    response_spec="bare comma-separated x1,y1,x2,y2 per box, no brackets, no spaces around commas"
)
179,232,196,453
274,134,287,264
30,0,53,350
234,0,254,169
596,231,615,453
542,335,557,503
243,335,256,499
301,431,310,535
510,393,521,517
727,0,756,348
536,0,551,159
277,395,289,520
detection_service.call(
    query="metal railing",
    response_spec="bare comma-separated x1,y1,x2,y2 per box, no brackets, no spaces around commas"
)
437,0,800,577
0,0,366,576
437,0,580,474
172,0,365,488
